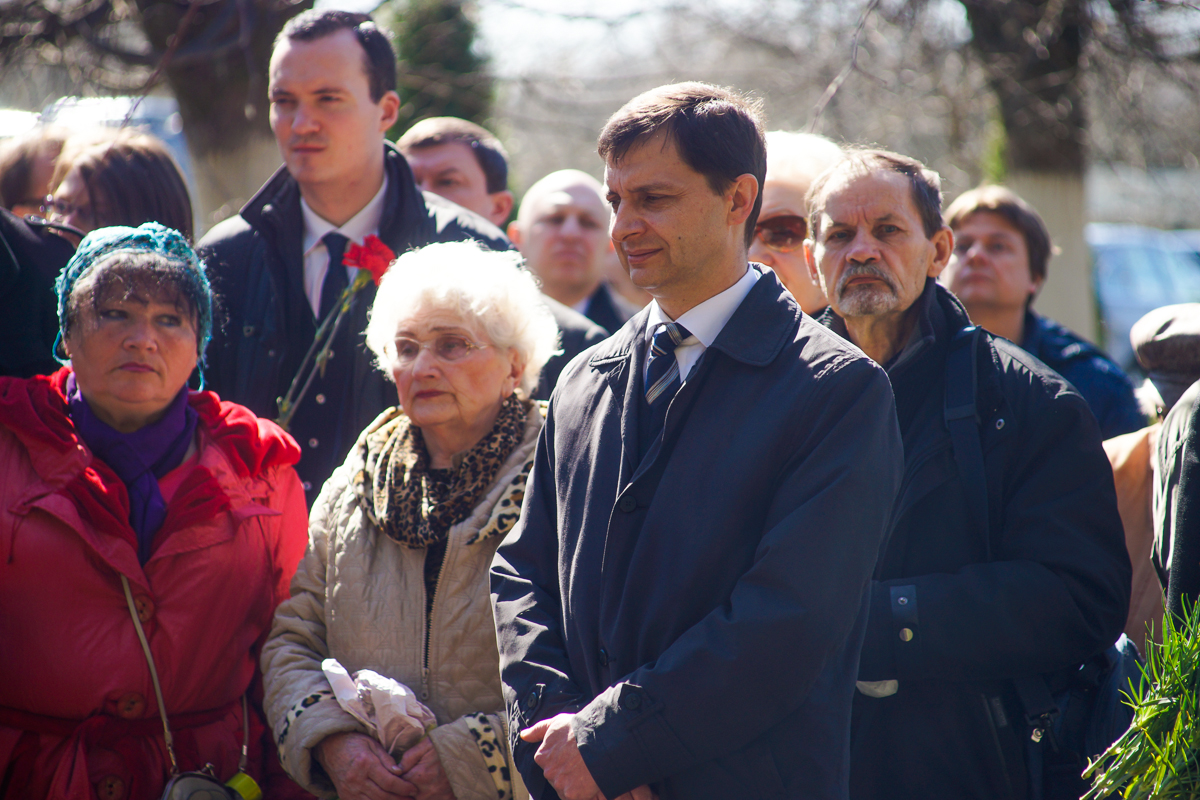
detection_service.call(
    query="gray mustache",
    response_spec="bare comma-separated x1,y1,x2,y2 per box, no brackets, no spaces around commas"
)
837,263,897,296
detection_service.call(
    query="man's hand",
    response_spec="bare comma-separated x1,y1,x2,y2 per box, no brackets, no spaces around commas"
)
314,731,417,800
398,737,456,800
521,715,655,800
521,714,603,800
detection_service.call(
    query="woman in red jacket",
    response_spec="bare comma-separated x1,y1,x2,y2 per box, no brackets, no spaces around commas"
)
0,222,309,800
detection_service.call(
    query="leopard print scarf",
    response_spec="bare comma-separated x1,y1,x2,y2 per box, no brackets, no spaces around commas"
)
362,394,528,548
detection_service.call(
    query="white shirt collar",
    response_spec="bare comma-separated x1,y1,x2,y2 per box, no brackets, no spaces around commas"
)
301,175,389,256
645,265,760,347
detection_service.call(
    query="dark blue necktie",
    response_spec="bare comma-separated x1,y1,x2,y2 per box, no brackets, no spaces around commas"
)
318,232,350,319
645,321,692,406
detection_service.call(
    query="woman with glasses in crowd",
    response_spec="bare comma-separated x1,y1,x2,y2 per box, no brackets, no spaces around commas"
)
262,241,559,800
748,130,843,315
0,223,309,798
44,129,193,243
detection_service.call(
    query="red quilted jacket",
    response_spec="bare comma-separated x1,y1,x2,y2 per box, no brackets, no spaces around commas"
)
0,368,310,800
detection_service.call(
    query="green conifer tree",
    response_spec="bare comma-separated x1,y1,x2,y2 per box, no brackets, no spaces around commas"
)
378,0,493,138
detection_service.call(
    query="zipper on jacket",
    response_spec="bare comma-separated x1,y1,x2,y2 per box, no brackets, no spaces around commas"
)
421,541,452,701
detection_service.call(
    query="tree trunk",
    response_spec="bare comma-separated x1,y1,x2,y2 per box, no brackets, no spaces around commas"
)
136,0,310,231
961,0,1096,341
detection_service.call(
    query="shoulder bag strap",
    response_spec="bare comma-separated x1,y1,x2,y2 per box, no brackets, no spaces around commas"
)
944,326,991,560
945,329,1061,765
121,575,251,776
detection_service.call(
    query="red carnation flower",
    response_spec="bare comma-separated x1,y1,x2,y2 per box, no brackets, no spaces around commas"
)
343,235,395,286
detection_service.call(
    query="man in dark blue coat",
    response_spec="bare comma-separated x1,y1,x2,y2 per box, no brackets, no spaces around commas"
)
942,185,1143,438
805,149,1131,799
490,83,905,800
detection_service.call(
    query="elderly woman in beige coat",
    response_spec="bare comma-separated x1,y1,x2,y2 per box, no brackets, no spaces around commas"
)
262,241,559,800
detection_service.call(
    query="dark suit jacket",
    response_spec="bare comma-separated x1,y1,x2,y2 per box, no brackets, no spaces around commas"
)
583,283,639,337
539,296,608,399
491,267,904,799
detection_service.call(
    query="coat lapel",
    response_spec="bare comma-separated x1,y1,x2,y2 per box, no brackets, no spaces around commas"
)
589,307,650,489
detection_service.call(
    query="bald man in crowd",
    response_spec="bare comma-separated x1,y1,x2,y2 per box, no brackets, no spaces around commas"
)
510,169,639,334
748,131,843,315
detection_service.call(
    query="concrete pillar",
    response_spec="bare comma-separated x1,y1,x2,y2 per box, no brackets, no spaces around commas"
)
1006,170,1096,342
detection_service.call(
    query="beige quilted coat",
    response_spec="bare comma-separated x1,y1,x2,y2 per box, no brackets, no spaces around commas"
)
261,406,541,800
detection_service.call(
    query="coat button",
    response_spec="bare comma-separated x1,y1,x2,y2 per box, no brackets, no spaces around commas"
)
598,648,609,667
242,325,255,337
116,692,145,718
524,687,541,710
899,628,914,642
303,481,313,491
133,595,155,623
308,438,319,448
315,393,327,404
623,692,642,710
96,775,125,800
267,349,277,357
618,496,636,513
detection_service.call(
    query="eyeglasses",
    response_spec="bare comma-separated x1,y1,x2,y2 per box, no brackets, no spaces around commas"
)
40,194,91,224
754,215,808,253
394,333,490,365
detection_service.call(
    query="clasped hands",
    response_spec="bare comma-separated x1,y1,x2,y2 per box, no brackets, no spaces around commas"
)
315,731,455,800
521,712,655,800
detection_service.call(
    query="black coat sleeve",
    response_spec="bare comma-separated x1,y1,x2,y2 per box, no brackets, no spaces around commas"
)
1166,386,1200,619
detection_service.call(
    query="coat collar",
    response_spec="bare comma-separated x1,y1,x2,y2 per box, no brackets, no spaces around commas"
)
817,279,974,377
239,142,428,255
588,266,801,376
0,368,301,584
587,268,802,487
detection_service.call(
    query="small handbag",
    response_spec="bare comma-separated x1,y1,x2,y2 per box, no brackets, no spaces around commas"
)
121,575,263,800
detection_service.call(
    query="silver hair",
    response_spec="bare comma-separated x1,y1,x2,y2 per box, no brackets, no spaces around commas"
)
365,240,561,398
765,130,843,187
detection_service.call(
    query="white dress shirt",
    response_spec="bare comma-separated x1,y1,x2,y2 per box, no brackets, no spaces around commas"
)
643,265,761,384
300,176,389,316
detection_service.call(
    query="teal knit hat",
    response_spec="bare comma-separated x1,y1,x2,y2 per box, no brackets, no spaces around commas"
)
54,222,214,385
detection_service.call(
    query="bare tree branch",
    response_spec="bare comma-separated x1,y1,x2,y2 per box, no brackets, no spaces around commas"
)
808,0,883,131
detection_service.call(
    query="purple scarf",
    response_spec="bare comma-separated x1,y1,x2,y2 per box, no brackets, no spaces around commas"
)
67,374,199,564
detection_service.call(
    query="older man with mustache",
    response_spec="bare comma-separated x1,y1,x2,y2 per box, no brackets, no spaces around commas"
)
805,148,1131,800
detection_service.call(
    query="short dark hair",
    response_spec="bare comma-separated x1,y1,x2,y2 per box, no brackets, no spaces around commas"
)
597,82,766,248
396,117,510,193
53,129,194,241
277,9,397,103
944,185,1052,284
806,148,945,242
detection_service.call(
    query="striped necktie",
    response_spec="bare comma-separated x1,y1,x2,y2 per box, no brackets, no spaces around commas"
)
645,321,692,406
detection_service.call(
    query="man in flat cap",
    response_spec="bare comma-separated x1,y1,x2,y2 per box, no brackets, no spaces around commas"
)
1106,304,1200,648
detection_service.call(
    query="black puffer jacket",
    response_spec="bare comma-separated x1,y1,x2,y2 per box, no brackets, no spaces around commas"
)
0,209,74,378
821,282,1131,800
